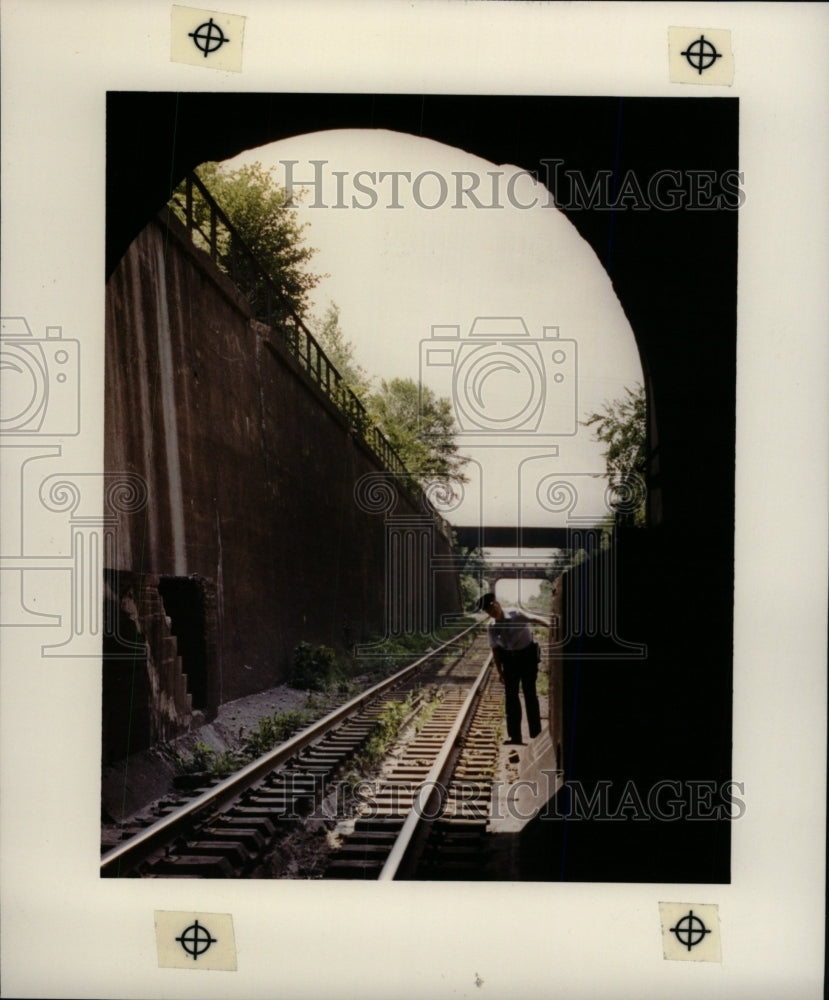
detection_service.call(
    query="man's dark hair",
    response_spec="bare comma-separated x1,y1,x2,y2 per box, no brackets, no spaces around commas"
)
478,592,497,612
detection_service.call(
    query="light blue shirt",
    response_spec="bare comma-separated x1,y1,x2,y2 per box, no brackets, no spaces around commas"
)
487,609,535,652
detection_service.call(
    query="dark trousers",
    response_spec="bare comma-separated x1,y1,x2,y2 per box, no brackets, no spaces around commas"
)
501,645,541,742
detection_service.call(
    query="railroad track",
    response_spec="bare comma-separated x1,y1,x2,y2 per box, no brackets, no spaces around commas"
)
325,637,501,879
100,623,501,879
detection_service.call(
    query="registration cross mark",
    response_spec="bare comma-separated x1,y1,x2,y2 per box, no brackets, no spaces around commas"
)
189,17,229,57
670,910,711,951
681,35,722,75
176,919,217,961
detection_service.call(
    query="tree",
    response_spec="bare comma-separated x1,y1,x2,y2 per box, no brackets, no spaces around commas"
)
312,302,372,402
303,302,467,490
367,378,469,485
524,577,555,614
172,161,323,321
174,164,468,494
453,544,493,611
583,384,647,527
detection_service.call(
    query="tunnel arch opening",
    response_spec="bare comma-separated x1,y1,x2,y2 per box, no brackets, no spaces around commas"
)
110,94,731,538
191,126,650,536
105,94,737,882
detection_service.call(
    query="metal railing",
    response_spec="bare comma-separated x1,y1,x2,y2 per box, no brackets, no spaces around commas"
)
167,172,419,492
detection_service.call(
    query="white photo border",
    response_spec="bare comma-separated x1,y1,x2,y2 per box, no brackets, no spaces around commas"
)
1,2,826,998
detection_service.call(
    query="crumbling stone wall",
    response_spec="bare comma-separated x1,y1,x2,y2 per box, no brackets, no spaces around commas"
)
102,571,194,764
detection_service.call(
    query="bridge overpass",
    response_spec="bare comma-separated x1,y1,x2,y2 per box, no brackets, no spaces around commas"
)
453,525,573,550
453,524,604,583
484,560,568,583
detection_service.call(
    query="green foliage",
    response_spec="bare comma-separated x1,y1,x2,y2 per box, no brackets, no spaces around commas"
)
312,302,372,401
306,305,470,489
359,692,418,768
209,749,242,778
290,641,340,691
453,544,492,612
241,717,278,758
340,768,369,797
175,741,244,778
367,378,469,485
583,384,647,527
171,160,323,321
241,709,313,759
175,741,214,773
289,622,475,697
412,691,442,733
175,708,318,778
311,309,469,492
460,575,482,612
353,620,475,676
303,689,337,713
524,578,555,614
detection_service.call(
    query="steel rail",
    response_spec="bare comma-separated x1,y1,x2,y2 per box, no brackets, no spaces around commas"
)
378,649,494,881
101,622,480,876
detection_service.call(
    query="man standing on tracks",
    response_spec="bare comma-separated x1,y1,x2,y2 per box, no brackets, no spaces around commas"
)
479,593,549,746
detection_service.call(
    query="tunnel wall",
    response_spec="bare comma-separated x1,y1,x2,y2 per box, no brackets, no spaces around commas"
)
104,214,460,742
518,530,731,883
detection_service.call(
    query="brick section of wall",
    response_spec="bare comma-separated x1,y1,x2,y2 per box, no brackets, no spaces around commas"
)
102,571,193,764
104,214,460,715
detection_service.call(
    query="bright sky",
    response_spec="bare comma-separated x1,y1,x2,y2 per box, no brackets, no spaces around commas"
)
222,129,643,536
